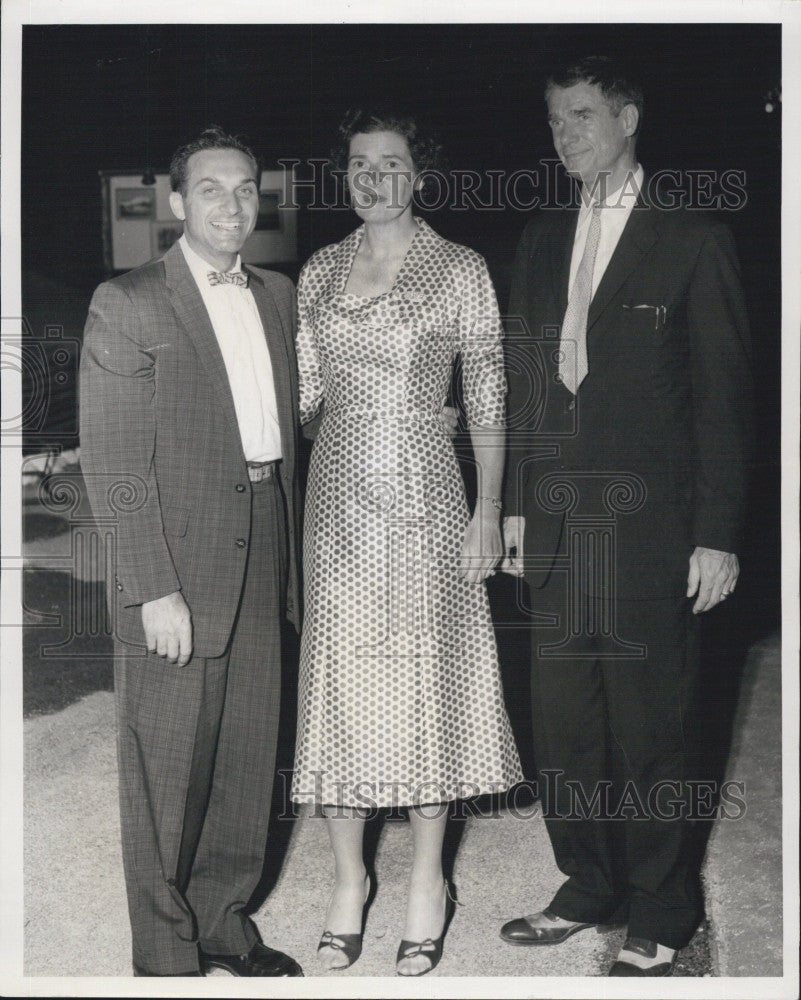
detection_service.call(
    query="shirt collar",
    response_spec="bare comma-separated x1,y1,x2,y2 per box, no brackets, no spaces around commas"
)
178,235,243,286
579,164,644,216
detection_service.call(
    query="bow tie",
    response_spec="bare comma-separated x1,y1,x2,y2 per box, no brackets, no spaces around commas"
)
207,270,248,287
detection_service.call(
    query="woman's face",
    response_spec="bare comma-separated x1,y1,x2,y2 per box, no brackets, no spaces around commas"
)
347,130,418,223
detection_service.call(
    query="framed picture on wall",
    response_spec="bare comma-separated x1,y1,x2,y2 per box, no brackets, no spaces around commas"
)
151,221,183,256
241,169,297,265
115,187,155,220
100,167,298,276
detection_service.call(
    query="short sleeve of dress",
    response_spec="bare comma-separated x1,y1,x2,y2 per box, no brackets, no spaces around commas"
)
456,252,506,429
295,258,324,425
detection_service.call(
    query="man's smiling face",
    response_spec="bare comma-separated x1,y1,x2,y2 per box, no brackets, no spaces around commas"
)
169,148,259,270
546,81,638,196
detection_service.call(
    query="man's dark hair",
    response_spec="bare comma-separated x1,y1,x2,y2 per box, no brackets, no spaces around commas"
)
331,107,445,177
546,55,644,132
169,126,260,194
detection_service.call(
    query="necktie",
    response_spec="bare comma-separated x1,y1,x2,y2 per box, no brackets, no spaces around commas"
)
559,204,602,394
208,270,248,287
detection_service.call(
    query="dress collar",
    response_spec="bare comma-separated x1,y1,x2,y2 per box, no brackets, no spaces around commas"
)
335,217,440,298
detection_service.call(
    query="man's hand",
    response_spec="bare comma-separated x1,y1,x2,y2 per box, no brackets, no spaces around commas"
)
141,591,193,666
439,405,459,438
500,515,525,577
686,546,739,614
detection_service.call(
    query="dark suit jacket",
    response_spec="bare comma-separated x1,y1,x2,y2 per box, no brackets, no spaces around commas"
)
503,192,753,598
80,241,300,655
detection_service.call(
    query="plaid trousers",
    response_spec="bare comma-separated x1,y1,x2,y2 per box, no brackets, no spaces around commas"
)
114,477,287,974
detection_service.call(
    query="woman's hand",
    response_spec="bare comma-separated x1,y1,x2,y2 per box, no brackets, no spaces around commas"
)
460,506,503,583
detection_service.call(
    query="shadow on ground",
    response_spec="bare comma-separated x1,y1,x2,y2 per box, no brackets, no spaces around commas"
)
23,569,114,717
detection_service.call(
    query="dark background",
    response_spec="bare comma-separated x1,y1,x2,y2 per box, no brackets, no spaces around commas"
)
22,23,780,282
20,21,782,661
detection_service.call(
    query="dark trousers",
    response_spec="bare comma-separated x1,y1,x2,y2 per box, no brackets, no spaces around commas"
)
528,574,703,949
114,477,287,974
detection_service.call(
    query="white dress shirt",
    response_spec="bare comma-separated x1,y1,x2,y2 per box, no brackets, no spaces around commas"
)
179,236,282,462
568,164,644,298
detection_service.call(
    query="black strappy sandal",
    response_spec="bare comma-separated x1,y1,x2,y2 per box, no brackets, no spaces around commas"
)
317,873,374,971
396,882,457,977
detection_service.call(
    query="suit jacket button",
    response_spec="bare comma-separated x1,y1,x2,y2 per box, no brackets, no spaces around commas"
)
236,538,246,548
566,399,575,411
116,582,123,591
235,483,246,493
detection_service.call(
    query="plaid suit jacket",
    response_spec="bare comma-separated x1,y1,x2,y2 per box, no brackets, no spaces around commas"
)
80,241,300,656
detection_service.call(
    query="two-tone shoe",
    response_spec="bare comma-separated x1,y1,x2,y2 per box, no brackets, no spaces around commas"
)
608,936,678,976
500,907,597,945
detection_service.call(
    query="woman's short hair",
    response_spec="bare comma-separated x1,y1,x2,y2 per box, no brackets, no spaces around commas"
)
331,108,445,178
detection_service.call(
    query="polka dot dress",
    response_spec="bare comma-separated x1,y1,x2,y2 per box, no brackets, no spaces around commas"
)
291,219,523,808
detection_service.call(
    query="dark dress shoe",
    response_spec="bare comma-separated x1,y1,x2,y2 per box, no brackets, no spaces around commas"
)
608,936,677,976
500,907,597,945
199,941,304,977
132,962,201,976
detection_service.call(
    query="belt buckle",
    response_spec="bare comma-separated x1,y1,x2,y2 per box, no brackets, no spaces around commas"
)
248,462,273,484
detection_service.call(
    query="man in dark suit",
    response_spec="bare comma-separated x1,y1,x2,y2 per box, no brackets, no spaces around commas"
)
499,57,752,975
80,127,303,977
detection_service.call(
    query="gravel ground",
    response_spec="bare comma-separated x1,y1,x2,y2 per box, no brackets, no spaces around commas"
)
22,687,713,991
19,470,786,993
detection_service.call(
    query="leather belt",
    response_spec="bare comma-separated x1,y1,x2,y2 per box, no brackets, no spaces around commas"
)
246,459,281,483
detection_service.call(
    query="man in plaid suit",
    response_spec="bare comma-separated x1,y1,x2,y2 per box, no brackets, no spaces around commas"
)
80,127,303,977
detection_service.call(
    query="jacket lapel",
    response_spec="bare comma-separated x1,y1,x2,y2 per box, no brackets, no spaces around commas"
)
550,209,580,318
163,243,244,456
587,199,659,332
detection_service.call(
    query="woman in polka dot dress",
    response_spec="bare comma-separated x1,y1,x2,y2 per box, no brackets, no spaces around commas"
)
291,110,523,976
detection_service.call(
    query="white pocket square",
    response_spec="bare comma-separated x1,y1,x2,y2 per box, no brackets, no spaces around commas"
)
623,304,666,327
